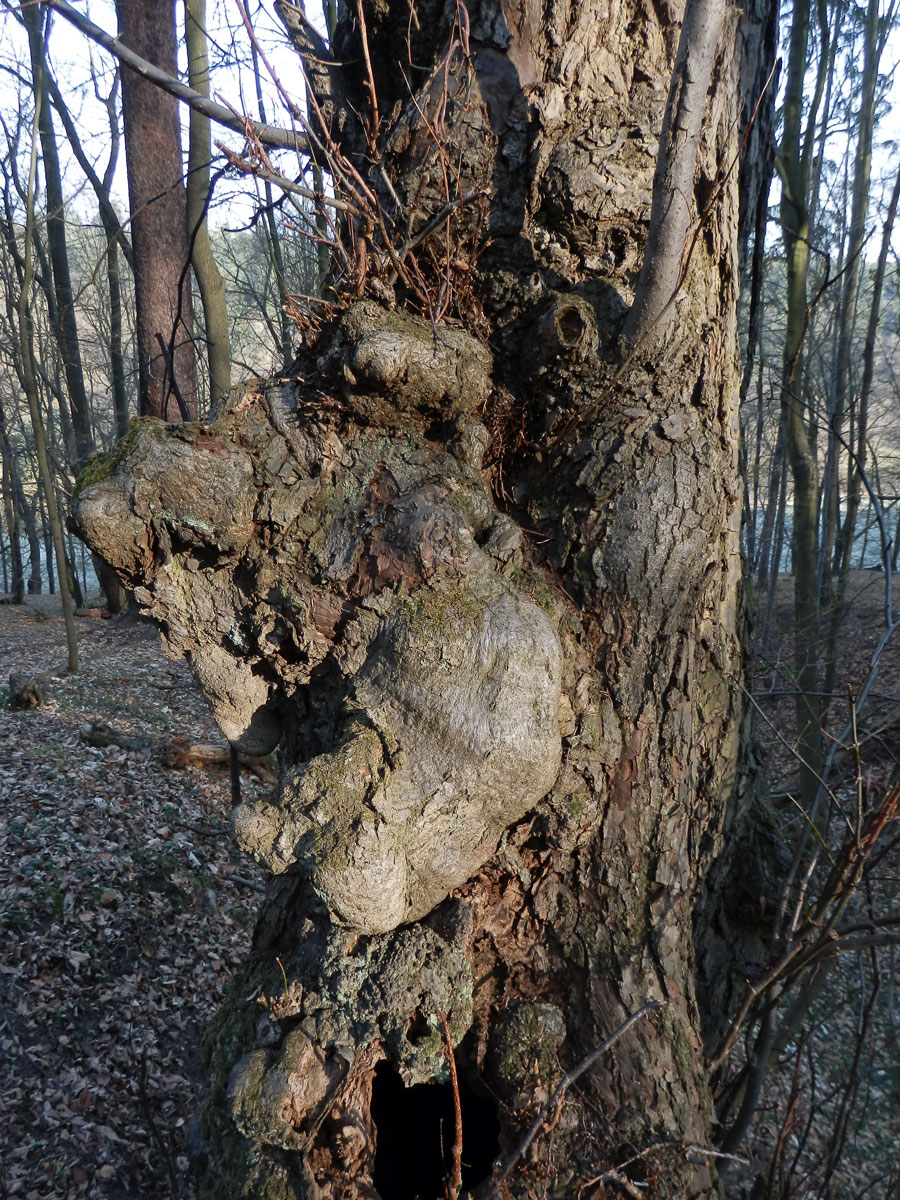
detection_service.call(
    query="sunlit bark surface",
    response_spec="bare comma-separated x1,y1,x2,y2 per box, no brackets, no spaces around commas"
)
73,2,767,1196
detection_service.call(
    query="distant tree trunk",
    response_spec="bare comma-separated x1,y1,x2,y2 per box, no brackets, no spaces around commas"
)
19,73,78,670
828,0,881,582
840,164,900,578
105,228,130,440
24,499,42,595
778,0,826,807
738,0,778,580
756,424,784,589
820,0,884,706
812,0,843,603
40,490,55,595
116,0,197,421
1,491,24,604
249,37,297,371
22,4,95,467
184,0,231,408
23,24,130,613
0,432,42,597
45,62,133,438
0,406,25,604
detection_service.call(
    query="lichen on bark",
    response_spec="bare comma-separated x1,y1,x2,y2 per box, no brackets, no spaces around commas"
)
71,301,569,1190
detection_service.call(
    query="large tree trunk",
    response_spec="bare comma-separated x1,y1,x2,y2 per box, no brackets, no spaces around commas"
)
73,2,770,1196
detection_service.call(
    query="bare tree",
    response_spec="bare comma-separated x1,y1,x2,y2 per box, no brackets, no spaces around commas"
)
18,58,77,669
67,2,776,1196
185,0,231,407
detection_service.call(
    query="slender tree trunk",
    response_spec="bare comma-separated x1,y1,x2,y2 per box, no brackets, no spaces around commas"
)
837,168,900,589
249,37,296,372
40,490,55,595
24,30,128,612
24,499,42,595
622,0,725,348
740,183,773,574
830,0,881,579
757,424,784,589
807,0,840,607
44,64,133,435
778,0,825,806
22,4,95,467
106,233,130,440
0,416,25,604
821,0,885,705
19,74,78,670
0,429,42,597
184,0,231,408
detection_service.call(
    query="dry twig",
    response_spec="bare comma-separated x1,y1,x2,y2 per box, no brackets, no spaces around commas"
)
440,1009,463,1198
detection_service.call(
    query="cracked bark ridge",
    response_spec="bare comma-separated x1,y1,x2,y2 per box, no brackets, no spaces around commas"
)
72,302,563,935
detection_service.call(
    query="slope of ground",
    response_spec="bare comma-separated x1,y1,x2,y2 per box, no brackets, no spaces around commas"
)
0,596,267,1200
737,570,900,1199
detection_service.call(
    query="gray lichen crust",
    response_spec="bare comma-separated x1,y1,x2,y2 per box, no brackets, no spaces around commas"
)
72,311,564,934
336,300,494,425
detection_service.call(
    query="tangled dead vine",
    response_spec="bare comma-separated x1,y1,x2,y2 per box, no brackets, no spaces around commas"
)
221,0,492,343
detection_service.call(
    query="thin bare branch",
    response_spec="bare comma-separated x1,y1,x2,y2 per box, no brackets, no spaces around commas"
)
44,0,308,152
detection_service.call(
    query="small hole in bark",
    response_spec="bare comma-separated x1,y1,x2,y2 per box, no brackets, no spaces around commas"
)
556,305,586,347
370,1060,500,1199
405,1011,432,1045
609,228,629,268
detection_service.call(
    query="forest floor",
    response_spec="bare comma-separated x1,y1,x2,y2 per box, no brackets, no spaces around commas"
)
1,574,899,1199
0,594,268,1200
734,570,900,1198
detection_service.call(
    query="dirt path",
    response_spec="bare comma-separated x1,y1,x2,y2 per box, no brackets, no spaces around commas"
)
0,596,267,1200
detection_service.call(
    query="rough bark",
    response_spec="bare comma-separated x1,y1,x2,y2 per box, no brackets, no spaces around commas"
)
115,0,197,420
73,2,770,1196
